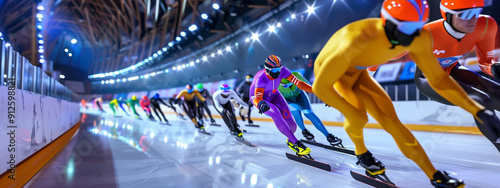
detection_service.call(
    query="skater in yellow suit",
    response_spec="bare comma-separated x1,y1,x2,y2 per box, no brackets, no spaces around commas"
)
312,0,499,187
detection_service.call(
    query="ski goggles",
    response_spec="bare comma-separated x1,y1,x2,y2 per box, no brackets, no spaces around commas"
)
281,82,293,88
381,9,426,35
440,4,482,20
266,66,282,73
245,78,253,82
187,89,193,93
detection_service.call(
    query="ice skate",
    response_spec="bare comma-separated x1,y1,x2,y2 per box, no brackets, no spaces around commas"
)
356,151,394,185
431,171,464,188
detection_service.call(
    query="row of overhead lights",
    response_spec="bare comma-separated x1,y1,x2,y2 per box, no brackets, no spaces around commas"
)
89,2,230,80
94,3,317,85
37,4,46,64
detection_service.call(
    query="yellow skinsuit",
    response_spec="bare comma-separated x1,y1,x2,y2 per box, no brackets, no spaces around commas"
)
312,18,484,179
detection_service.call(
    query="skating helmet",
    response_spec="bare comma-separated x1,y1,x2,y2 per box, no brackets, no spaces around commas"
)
132,95,137,100
142,95,148,100
440,0,483,22
220,84,230,92
154,93,160,99
264,55,283,79
196,83,204,91
186,84,194,94
245,74,253,82
381,0,429,46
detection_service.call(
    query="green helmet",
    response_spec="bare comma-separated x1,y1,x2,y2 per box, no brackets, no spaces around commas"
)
196,83,204,90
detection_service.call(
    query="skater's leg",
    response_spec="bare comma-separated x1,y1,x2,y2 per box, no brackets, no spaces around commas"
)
221,103,235,132
356,71,436,179
151,104,163,121
119,104,129,115
267,94,299,143
297,90,330,137
109,104,116,115
245,98,253,123
202,101,215,121
288,102,305,131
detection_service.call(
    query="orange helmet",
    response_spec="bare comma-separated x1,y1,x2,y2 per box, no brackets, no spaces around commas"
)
440,0,483,21
381,0,429,25
142,95,148,100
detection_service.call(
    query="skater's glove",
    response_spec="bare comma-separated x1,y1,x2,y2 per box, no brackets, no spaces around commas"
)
475,109,500,134
174,98,181,104
491,63,500,81
257,101,270,114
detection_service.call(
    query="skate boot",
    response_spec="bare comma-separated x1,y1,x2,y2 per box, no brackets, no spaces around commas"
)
211,118,216,124
287,139,312,159
302,129,315,141
356,151,394,185
235,129,243,138
326,134,343,147
248,119,253,124
197,121,205,130
431,171,464,188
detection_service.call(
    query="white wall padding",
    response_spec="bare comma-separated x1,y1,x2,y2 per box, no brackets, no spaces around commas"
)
0,85,80,175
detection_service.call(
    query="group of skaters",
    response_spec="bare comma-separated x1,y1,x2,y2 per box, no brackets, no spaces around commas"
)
80,0,500,187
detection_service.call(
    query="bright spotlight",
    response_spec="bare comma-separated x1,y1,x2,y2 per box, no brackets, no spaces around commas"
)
201,13,208,20
251,33,259,41
168,42,174,47
37,5,44,10
268,25,276,33
291,13,296,19
71,39,77,44
180,31,186,37
307,6,315,15
189,24,198,31
64,48,69,52
176,37,181,41
212,3,220,10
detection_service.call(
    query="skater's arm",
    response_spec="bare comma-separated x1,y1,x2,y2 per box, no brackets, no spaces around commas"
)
476,16,497,76
286,75,313,93
252,88,265,106
410,32,484,118
231,90,248,108
194,91,206,102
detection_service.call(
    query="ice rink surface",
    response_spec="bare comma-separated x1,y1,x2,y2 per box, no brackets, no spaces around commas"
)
27,109,500,188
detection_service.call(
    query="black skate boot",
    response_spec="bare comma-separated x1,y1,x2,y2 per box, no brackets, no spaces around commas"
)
431,171,464,188
240,114,246,122
302,129,315,141
356,151,394,185
197,121,205,130
326,134,343,147
248,119,253,124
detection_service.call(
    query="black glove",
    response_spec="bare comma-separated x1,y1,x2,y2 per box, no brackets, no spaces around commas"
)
257,101,270,114
174,98,181,104
491,63,500,81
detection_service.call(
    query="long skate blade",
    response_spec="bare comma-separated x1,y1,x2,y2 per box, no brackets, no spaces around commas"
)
246,124,260,127
301,139,355,156
210,123,221,126
285,153,331,171
198,129,213,136
350,171,398,188
235,137,254,147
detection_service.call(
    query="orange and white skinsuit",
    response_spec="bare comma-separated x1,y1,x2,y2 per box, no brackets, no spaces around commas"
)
312,18,485,179
414,16,500,152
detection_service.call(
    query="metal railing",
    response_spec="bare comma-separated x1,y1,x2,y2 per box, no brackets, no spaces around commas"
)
0,39,76,101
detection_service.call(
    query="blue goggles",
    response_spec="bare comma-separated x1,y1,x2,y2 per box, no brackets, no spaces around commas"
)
266,67,282,73
246,78,253,82
280,82,293,88
187,89,193,93
382,9,426,35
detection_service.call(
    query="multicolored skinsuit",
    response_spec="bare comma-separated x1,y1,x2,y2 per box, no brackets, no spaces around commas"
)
176,89,205,125
250,66,313,144
311,16,487,179
140,97,153,118
277,72,330,137
126,98,140,116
